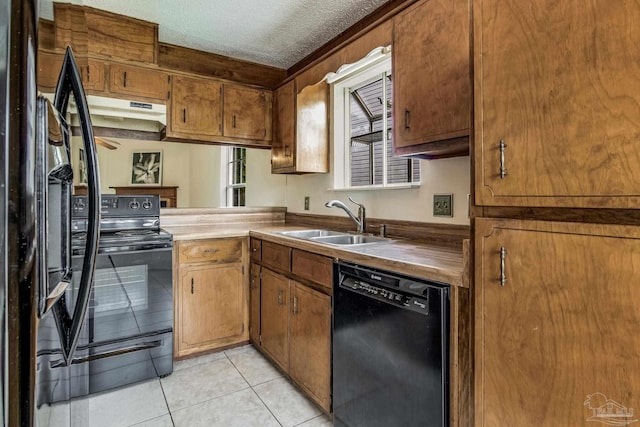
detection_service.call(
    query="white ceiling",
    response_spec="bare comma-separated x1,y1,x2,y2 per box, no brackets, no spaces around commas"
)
38,0,390,69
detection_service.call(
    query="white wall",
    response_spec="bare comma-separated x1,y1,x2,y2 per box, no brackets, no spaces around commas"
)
245,149,287,207
284,156,470,225
72,138,285,208
189,144,223,207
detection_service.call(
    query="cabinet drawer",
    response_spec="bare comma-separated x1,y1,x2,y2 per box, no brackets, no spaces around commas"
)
291,249,333,292
250,238,262,262
262,241,291,272
178,238,242,264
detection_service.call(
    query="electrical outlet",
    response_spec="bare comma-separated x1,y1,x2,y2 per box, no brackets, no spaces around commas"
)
433,194,453,217
304,196,310,210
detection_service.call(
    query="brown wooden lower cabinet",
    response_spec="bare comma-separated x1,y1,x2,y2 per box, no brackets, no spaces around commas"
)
250,238,332,413
174,238,248,358
260,268,290,372
289,280,331,412
475,218,640,426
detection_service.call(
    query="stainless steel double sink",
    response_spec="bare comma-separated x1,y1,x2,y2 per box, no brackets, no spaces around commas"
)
278,229,391,247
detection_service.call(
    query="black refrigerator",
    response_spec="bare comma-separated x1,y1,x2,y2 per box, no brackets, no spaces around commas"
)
2,0,102,425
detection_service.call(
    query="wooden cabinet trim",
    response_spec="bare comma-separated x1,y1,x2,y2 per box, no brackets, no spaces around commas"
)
250,238,262,263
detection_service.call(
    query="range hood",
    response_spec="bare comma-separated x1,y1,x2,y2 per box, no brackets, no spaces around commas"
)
40,93,167,141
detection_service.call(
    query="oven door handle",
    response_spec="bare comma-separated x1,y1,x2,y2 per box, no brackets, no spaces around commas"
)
52,46,101,366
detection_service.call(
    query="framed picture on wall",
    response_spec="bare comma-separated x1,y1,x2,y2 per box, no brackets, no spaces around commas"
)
78,148,87,185
131,150,163,185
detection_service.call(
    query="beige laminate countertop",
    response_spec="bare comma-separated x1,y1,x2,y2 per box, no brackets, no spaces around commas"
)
163,224,467,288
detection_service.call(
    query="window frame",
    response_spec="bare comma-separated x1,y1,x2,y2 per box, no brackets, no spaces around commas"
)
225,146,246,207
331,51,420,190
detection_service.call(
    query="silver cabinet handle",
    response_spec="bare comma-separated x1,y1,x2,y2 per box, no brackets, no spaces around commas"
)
499,246,507,286
499,139,507,179
293,296,298,315
277,289,282,305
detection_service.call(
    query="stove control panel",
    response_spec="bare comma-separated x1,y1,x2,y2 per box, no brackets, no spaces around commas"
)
72,195,160,218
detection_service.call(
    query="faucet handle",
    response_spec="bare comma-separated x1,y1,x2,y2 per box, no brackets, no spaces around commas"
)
348,197,365,209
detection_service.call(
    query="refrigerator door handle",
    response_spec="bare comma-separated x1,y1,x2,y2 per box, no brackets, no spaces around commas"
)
53,46,101,365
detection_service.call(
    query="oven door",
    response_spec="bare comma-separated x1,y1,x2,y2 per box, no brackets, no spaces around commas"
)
74,245,173,396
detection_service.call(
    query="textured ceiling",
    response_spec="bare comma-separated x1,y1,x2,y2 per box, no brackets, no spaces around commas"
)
38,0,390,69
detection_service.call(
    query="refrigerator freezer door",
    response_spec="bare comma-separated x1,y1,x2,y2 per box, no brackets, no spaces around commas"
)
49,47,102,367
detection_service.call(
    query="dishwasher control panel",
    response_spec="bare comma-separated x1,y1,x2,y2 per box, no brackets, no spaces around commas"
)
341,277,430,315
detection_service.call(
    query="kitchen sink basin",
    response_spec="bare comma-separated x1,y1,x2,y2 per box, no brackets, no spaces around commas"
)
278,229,391,246
310,234,391,246
279,229,346,239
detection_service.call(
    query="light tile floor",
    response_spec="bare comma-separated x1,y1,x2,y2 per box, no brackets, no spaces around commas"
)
37,344,333,427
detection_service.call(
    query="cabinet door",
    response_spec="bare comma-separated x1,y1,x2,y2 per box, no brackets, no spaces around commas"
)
290,281,331,412
178,263,245,357
249,263,261,346
109,63,169,102
393,0,470,156
475,0,640,208
475,218,640,426
295,80,329,173
223,84,272,142
168,75,223,138
260,268,289,371
81,59,106,93
272,80,296,172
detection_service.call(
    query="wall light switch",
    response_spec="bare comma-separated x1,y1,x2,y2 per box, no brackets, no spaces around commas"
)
304,196,310,210
433,194,453,217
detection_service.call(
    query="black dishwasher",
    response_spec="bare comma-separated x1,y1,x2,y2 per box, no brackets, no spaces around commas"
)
333,261,449,427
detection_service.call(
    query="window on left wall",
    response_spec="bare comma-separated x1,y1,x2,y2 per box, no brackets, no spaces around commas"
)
226,147,246,206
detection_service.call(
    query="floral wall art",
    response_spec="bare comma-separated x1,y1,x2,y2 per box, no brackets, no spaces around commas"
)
131,150,163,185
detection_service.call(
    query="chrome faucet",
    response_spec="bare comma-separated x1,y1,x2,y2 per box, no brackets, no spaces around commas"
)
325,197,366,233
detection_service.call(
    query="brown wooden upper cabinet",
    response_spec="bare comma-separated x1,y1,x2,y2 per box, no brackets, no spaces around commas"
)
474,0,640,208
223,83,272,143
108,63,169,103
164,77,273,148
271,79,329,174
392,0,471,159
37,51,64,92
271,80,296,172
38,51,106,95
81,59,107,93
166,75,223,140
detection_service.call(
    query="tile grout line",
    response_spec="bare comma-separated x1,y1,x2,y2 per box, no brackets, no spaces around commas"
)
225,350,287,427
226,353,284,426
158,378,177,427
